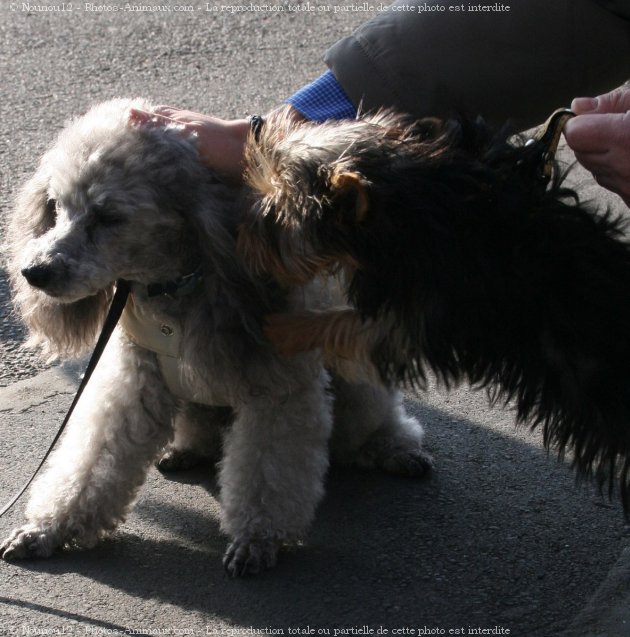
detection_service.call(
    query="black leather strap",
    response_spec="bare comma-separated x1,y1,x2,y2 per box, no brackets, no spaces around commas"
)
528,108,575,184
146,267,203,298
0,279,131,517
248,114,265,143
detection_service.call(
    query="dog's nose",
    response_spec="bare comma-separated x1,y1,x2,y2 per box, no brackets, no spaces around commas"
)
21,264,54,289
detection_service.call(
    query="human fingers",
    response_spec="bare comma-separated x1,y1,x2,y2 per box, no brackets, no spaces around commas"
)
564,112,629,155
572,150,613,176
128,107,178,128
152,105,187,121
571,85,630,115
151,105,216,127
573,149,630,206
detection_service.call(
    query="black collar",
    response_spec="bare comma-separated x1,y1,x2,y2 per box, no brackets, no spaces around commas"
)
146,266,204,298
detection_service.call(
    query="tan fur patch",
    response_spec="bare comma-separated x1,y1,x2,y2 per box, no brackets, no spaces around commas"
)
238,224,358,287
330,171,370,222
264,309,380,382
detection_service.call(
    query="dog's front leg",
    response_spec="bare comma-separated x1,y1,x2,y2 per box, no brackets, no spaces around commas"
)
220,367,333,576
0,334,175,560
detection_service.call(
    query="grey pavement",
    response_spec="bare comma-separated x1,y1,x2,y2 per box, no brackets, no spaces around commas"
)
1,2,630,636
1,364,630,635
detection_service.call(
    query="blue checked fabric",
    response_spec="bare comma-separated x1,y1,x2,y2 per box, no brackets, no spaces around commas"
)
286,70,357,122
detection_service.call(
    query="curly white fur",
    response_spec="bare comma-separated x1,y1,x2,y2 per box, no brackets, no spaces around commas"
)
1,99,431,575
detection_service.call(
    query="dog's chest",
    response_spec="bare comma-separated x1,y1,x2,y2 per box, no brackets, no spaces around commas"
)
119,293,231,406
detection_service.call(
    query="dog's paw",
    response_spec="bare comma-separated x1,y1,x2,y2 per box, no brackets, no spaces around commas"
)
378,446,433,478
223,537,281,577
357,436,433,478
156,448,205,472
0,524,61,560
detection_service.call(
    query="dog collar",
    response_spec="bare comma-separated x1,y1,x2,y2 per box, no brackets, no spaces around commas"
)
146,266,204,299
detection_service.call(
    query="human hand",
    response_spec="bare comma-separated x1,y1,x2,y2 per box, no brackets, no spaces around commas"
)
129,104,305,182
129,106,250,181
564,86,630,207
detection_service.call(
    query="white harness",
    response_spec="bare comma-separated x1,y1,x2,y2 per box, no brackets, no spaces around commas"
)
119,272,231,406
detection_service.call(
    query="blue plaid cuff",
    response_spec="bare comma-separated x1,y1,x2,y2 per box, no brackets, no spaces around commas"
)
286,70,357,122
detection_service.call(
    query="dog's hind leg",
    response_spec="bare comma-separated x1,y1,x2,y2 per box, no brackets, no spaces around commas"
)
219,365,333,577
0,334,176,560
330,377,432,477
157,404,232,472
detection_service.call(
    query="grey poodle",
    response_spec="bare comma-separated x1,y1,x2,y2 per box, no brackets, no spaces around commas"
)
0,99,431,575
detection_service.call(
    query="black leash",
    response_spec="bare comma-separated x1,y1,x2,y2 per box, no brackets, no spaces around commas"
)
0,279,131,517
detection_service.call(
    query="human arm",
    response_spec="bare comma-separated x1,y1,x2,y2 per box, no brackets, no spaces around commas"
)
129,70,354,180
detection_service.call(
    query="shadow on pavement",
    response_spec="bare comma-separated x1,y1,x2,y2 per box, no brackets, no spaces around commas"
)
2,396,625,635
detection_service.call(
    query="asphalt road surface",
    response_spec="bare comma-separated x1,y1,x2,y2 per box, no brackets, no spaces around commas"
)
1,3,629,636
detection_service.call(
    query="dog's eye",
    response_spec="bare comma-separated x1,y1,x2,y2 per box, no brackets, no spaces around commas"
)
45,198,57,221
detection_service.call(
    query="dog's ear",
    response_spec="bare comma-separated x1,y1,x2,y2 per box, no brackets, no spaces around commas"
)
329,169,370,224
16,289,115,362
11,168,56,241
7,167,54,292
8,167,115,361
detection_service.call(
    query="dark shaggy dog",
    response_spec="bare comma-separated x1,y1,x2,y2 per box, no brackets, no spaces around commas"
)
238,108,630,510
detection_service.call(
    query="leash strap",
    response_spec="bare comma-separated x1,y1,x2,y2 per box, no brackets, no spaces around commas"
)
0,279,131,518
527,107,576,184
